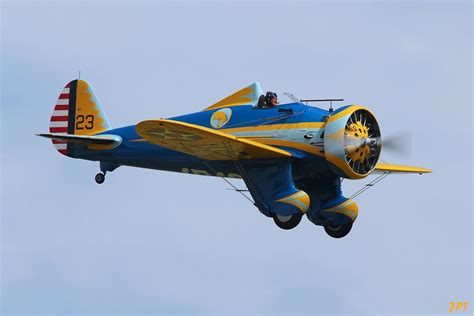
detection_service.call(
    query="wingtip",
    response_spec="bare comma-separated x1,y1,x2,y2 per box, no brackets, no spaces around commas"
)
375,163,433,174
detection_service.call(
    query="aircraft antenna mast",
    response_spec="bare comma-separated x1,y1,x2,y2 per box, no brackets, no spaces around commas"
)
299,98,344,113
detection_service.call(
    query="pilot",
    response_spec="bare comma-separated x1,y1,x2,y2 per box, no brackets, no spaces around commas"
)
257,92,279,108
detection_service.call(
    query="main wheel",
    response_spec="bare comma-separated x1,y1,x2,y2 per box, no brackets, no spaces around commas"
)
324,222,353,238
95,172,105,184
273,213,303,230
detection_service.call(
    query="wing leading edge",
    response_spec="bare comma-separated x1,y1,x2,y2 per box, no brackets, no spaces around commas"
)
135,119,292,160
374,163,432,174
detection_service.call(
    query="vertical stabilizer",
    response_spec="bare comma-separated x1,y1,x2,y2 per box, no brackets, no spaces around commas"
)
49,79,111,155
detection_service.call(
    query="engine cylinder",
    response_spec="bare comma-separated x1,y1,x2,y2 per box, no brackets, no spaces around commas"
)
324,105,381,179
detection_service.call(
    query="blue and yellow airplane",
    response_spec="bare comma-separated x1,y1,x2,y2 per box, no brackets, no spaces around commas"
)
38,80,431,238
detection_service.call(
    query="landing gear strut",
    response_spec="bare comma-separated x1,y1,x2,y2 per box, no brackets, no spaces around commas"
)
95,172,106,184
273,213,303,230
324,222,353,238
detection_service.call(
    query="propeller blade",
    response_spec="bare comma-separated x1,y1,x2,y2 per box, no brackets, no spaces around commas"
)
344,132,411,157
378,132,412,156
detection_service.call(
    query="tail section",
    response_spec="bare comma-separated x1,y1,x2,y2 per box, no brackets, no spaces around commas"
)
49,79,111,155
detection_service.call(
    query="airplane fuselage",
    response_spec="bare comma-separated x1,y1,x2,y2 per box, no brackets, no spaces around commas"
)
73,102,333,180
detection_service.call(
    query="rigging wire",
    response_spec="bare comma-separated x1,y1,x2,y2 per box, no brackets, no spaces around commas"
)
200,159,255,204
180,141,255,204
349,171,391,199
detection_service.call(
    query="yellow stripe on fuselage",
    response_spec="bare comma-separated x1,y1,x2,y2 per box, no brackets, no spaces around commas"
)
222,122,325,133
251,138,325,157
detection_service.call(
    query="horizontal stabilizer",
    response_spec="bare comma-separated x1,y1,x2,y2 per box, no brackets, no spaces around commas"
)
37,133,121,151
374,163,432,174
136,119,291,160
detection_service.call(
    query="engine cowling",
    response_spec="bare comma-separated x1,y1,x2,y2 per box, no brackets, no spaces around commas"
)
324,105,381,179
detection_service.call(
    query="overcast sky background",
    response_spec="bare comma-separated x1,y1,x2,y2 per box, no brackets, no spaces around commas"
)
1,1,472,315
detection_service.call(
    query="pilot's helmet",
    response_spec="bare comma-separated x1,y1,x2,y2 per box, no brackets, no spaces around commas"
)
265,92,278,105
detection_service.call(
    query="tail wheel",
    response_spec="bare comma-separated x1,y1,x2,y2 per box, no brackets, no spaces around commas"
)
273,213,303,230
324,222,353,238
95,172,105,184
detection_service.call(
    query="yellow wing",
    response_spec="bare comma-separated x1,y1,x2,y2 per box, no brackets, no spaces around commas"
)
374,163,432,174
136,119,292,160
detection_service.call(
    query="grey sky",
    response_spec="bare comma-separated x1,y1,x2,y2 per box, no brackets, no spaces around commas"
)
1,1,472,315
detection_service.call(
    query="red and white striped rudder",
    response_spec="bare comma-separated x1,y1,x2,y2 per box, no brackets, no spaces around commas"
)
49,82,72,155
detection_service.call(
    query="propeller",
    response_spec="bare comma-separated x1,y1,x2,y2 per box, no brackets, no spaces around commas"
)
342,109,381,174
345,132,412,157
377,132,412,156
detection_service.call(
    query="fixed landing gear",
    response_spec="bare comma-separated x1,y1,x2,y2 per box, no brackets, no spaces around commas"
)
95,172,106,184
95,162,120,184
273,213,303,230
324,222,353,238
